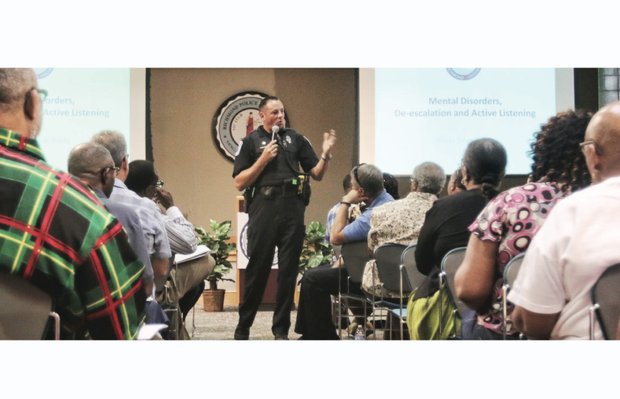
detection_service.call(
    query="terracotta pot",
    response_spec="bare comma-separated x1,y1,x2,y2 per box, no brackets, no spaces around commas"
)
202,289,225,312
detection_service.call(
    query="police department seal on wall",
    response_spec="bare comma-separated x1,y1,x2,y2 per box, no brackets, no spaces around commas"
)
446,68,481,81
212,91,269,161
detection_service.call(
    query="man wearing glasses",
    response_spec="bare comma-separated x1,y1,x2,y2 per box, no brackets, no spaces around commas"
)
0,68,146,339
232,96,336,340
125,159,214,339
510,101,620,340
67,142,154,298
91,130,172,293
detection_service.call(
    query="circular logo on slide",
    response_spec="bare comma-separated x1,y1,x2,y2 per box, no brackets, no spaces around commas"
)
446,68,481,81
240,222,278,266
34,68,54,79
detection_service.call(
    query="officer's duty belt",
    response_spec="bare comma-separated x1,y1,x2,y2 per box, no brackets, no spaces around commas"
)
257,184,298,196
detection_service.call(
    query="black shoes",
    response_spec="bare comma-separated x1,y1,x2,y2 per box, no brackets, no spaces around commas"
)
235,326,290,340
234,326,249,340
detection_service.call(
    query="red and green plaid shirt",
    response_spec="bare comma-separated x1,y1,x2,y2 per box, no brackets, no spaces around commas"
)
0,128,146,339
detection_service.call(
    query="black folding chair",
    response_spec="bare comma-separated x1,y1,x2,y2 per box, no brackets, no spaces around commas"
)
337,241,372,338
590,263,620,340
387,243,426,339
0,271,60,340
501,252,525,339
439,247,468,338
371,243,407,339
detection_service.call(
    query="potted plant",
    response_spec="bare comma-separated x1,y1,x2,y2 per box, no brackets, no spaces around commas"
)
195,220,236,312
298,221,335,278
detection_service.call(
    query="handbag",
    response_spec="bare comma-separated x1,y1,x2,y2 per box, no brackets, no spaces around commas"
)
406,284,461,340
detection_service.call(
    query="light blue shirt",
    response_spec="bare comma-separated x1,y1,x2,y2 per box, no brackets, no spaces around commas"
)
110,178,171,260
342,190,394,243
324,202,339,243
97,189,154,284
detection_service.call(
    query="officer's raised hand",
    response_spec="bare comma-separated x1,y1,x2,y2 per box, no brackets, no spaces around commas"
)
260,139,279,163
322,129,336,159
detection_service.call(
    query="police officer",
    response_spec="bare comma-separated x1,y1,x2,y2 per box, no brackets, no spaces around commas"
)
232,96,336,340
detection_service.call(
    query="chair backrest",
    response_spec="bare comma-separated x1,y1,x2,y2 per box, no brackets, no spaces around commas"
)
401,244,425,292
341,241,372,283
332,244,342,260
440,247,469,317
503,253,525,287
591,263,620,340
0,272,56,340
501,252,526,340
373,243,407,292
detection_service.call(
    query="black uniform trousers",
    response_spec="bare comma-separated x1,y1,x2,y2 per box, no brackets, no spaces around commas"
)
238,189,306,337
294,265,367,339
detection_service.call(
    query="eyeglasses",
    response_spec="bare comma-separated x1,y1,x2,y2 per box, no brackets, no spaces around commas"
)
579,140,602,155
352,163,366,191
87,165,119,180
155,179,164,189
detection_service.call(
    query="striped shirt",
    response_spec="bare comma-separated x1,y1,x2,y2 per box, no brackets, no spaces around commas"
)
0,128,146,339
163,206,198,255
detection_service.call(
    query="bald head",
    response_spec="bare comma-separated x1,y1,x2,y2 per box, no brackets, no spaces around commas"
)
0,68,42,138
0,69,36,111
68,142,116,196
584,101,620,181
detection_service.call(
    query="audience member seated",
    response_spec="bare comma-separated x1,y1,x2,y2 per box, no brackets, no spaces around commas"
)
325,174,361,245
68,143,169,330
446,168,466,196
362,162,445,298
91,131,171,291
126,160,215,338
509,102,620,340
0,68,145,339
294,164,393,339
455,110,592,339
382,172,400,200
68,143,154,296
410,138,507,339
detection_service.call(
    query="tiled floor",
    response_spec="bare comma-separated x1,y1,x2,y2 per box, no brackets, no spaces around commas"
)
186,305,302,340
184,304,388,340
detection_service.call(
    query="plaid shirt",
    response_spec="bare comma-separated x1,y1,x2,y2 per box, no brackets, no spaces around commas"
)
0,128,145,339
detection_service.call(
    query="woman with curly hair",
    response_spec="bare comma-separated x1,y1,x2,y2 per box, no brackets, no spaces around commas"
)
455,109,592,340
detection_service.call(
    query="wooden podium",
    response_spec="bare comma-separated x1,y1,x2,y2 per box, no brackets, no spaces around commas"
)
236,196,280,306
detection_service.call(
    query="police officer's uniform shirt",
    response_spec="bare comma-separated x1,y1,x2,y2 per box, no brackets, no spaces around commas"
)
233,126,319,186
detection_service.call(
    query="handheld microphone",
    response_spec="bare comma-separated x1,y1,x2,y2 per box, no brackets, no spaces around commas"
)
271,125,280,141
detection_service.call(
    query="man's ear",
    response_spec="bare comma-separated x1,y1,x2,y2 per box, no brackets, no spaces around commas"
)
586,150,603,182
23,89,36,120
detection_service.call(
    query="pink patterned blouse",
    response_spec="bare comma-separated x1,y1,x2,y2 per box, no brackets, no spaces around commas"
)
468,182,568,335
